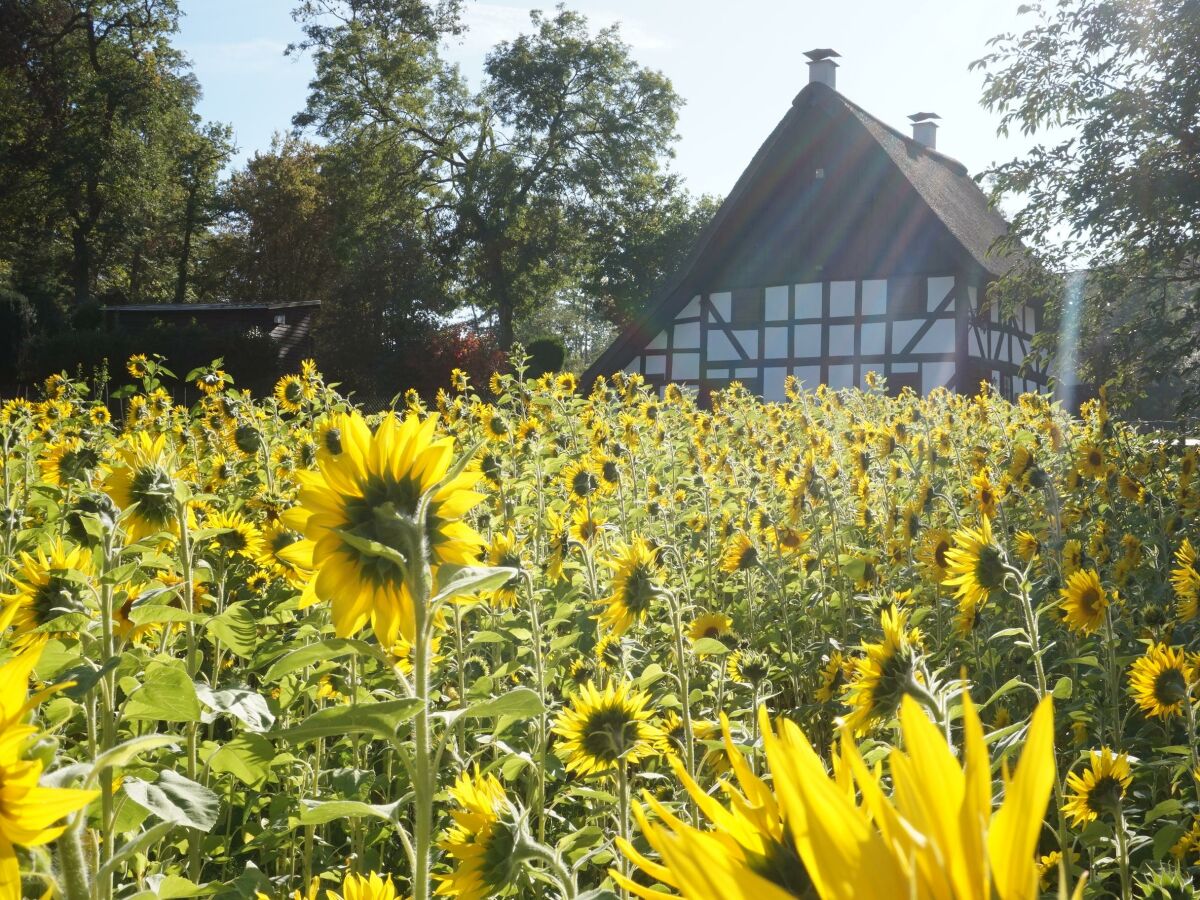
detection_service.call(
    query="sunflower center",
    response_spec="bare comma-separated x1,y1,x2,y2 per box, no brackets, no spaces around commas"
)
1086,775,1124,816
215,527,249,554
934,540,951,569
322,428,343,455
340,474,446,583
1153,667,1189,707
571,470,598,498
1078,586,1102,615
580,705,643,763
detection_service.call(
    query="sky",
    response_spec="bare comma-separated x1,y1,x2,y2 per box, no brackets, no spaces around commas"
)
176,0,1040,203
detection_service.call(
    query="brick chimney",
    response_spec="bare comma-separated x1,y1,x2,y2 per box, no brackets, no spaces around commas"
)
805,49,840,89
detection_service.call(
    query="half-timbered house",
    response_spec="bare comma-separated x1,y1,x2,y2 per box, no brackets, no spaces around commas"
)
583,50,1046,401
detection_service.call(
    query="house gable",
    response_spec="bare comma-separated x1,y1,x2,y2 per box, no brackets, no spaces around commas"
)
584,77,1044,401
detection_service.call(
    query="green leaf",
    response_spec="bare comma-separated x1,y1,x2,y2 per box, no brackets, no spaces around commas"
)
690,638,729,656
468,630,506,645
272,699,421,745
59,658,120,700
463,688,544,720
33,612,92,634
123,769,220,830
1051,676,1073,700
97,821,175,883
205,602,257,657
264,638,379,682
88,735,180,786
1145,799,1184,825
129,874,215,898
1153,823,1187,860
431,565,518,605
296,798,402,827
207,734,275,788
195,685,275,732
127,605,202,626
334,528,409,571
124,662,202,723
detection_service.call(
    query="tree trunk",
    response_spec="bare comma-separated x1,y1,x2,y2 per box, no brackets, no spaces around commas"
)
497,298,515,351
175,182,199,304
72,225,90,306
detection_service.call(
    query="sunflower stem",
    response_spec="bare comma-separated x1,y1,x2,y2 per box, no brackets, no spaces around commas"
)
177,499,202,883
1115,806,1132,900
616,758,631,900
57,816,92,900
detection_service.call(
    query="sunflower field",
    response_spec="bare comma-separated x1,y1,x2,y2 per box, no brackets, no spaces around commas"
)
1,353,1199,900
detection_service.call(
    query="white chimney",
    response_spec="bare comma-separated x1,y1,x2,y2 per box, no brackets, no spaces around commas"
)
908,112,941,149
805,48,840,88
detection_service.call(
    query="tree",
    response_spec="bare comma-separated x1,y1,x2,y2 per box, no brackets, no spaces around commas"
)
291,1,693,351
584,171,719,326
206,135,336,304
973,0,1200,414
0,0,229,312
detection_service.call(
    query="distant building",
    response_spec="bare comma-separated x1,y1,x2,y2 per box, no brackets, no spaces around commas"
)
584,50,1046,401
102,300,320,366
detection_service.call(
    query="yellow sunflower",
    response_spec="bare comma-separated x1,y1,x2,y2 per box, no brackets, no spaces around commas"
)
203,509,266,560
1014,530,1042,563
941,516,1008,621
1063,747,1132,826
126,354,150,379
1059,568,1107,635
719,531,759,574
562,459,602,502
0,539,94,649
839,604,923,735
1076,442,1107,478
815,651,850,703
103,431,181,542
596,536,661,636
1170,539,1200,621
917,527,953,584
594,632,624,672
327,872,399,900
1128,643,1193,720
0,644,99,895
38,437,103,488
484,531,523,609
274,374,312,413
552,680,666,777
726,649,771,687
434,770,516,900
543,508,570,582
284,411,484,647
688,612,733,650
616,692,1056,900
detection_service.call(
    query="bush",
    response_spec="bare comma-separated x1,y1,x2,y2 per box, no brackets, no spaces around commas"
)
524,335,566,379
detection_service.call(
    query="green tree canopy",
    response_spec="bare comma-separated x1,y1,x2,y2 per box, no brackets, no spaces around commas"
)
974,0,1200,414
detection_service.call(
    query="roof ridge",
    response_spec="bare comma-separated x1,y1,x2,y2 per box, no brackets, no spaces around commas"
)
801,83,970,177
